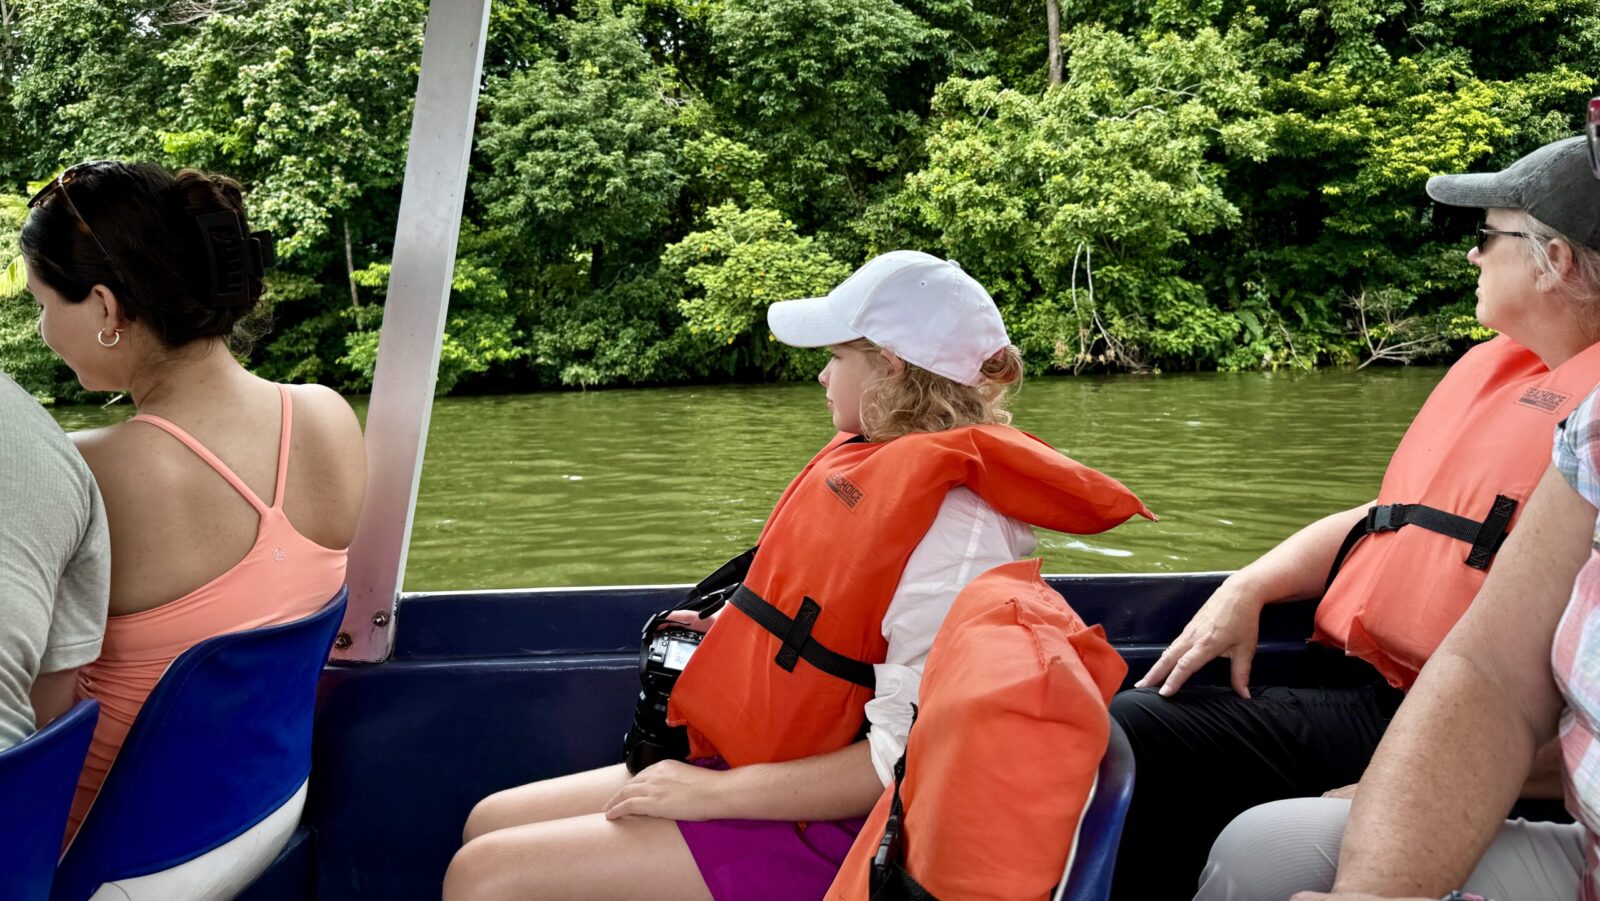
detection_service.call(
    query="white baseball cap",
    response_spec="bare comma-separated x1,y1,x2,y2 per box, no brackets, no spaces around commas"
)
766,250,1010,387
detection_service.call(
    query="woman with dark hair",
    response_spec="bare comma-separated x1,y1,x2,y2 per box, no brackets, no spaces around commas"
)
20,161,365,892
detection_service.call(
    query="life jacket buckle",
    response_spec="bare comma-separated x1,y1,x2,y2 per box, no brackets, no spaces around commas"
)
1367,505,1398,532
775,598,822,672
728,586,877,687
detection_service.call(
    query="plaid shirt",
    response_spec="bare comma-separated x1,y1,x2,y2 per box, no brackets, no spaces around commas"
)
1552,385,1600,901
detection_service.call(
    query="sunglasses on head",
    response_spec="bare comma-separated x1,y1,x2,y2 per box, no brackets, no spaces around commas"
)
27,161,138,294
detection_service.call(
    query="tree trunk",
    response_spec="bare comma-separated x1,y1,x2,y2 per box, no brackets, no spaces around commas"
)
1046,0,1062,88
0,0,15,85
590,241,605,290
344,218,360,308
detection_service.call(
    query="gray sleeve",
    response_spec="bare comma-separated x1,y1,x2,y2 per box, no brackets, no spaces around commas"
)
0,396,110,676
0,433,106,747
0,478,59,747
40,478,110,673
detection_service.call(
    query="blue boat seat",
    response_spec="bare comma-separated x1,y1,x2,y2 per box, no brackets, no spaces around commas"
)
0,699,100,901
1057,717,1136,901
51,588,347,901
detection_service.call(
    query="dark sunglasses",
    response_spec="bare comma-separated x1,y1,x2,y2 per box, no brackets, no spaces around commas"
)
1476,221,1531,252
1589,98,1600,180
27,161,137,293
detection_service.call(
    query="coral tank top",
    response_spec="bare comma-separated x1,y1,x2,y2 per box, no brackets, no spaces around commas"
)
68,385,347,836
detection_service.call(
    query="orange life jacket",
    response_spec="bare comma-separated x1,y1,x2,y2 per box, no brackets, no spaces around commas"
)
667,426,1151,767
1315,336,1600,689
826,559,1126,901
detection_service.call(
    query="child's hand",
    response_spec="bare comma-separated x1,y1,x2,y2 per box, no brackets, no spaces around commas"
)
662,608,720,634
602,760,728,821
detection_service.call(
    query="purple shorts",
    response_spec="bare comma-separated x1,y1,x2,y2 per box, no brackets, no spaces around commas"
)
676,759,866,901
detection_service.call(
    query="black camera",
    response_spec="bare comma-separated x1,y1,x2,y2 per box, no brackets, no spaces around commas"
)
621,625,704,774
621,547,755,774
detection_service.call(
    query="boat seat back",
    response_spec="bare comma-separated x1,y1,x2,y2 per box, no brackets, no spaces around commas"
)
52,588,347,901
1057,717,1136,901
84,781,307,901
0,699,100,901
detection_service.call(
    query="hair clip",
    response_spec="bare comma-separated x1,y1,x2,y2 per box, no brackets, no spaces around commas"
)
251,230,276,271
194,211,273,308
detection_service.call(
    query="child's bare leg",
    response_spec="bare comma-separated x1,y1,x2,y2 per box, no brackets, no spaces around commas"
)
462,763,631,843
445,811,711,901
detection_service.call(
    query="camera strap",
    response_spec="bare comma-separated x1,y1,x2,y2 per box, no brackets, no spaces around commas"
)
641,547,758,639
728,586,876,689
685,546,758,615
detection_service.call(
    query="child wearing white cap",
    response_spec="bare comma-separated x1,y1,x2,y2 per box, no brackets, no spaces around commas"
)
446,252,1152,901
767,250,1023,439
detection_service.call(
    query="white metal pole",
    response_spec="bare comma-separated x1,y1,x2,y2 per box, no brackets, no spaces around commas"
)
336,0,492,662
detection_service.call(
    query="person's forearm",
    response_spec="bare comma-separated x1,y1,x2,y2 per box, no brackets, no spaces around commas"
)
1334,653,1537,896
1333,465,1587,895
1226,502,1371,605
716,741,885,821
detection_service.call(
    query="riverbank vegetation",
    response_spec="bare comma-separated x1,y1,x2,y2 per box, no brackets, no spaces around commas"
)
1,0,1591,399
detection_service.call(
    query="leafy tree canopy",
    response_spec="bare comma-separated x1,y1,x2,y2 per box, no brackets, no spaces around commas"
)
3,0,1598,399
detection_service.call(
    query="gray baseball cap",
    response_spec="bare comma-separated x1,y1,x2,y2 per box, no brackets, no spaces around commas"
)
1427,136,1600,252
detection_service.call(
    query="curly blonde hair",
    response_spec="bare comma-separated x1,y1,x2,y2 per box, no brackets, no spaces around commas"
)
844,338,1026,442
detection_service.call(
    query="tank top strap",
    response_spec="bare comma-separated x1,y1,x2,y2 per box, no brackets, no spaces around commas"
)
128,412,271,515
273,384,293,509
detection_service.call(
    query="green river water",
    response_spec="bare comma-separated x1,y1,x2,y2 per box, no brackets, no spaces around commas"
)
47,367,1448,591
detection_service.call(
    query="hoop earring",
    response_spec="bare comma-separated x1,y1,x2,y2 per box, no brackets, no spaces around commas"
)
97,328,122,348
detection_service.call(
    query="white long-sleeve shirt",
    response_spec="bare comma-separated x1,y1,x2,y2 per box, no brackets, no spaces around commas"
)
864,486,1036,785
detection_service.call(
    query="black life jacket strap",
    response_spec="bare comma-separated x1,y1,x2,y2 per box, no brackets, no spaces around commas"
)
870,708,940,900
872,865,939,901
872,750,909,887
728,585,877,689
1323,495,1518,591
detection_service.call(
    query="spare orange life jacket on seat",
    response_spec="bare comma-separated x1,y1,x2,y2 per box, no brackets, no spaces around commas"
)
667,426,1151,768
1314,336,1600,689
826,559,1126,901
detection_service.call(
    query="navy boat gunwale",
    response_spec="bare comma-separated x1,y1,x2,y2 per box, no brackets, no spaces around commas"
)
390,572,1238,659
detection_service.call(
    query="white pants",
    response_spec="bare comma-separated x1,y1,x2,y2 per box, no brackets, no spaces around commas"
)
85,780,306,901
1194,796,1586,901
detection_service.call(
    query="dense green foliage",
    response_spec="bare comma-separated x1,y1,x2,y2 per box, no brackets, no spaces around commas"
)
2,0,1596,398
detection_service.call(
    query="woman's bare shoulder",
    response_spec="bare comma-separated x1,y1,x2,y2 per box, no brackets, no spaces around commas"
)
284,383,363,447
282,381,365,486
73,419,162,469
70,419,190,509
278,383,366,545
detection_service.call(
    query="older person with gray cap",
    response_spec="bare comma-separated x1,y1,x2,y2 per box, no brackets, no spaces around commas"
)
1106,135,1600,901
1194,135,1600,901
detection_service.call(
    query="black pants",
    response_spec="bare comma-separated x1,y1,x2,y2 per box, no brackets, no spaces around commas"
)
1107,680,1404,901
